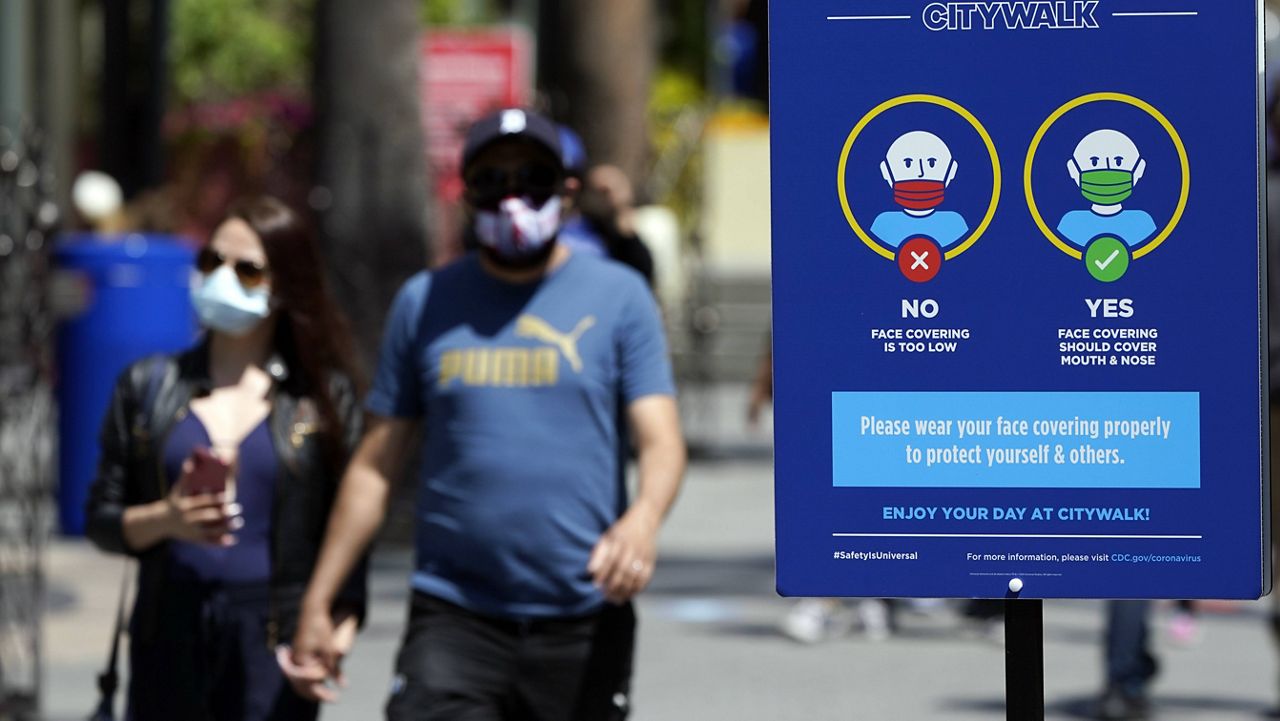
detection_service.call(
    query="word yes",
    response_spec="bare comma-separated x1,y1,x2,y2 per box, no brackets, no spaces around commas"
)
1085,298,1133,318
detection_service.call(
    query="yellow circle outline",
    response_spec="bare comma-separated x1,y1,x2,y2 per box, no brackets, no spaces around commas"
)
837,94,1001,262
1024,92,1190,262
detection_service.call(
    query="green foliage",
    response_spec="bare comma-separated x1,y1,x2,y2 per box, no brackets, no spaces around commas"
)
648,69,707,232
658,0,708,87
170,0,313,105
651,69,703,113
420,0,501,25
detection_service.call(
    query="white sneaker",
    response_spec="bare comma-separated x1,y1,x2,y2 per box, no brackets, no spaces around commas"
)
858,599,892,641
781,599,847,643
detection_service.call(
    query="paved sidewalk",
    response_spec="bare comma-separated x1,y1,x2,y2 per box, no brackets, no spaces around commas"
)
41,456,1280,720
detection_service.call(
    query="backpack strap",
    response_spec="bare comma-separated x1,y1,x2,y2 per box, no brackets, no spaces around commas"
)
93,566,130,713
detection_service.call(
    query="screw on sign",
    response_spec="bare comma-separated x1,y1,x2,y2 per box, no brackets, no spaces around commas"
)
897,236,942,282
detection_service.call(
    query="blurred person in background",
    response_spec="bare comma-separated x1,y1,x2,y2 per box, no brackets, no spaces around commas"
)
84,197,367,721
547,124,591,256
1088,40,1280,716
285,107,686,720
559,124,590,196
555,123,601,257
746,340,771,429
577,164,655,287
747,340,897,642
1165,599,1200,646
555,124,655,287
1096,600,1156,719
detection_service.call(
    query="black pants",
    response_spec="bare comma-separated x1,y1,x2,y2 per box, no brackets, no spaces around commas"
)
385,593,635,721
127,583,316,721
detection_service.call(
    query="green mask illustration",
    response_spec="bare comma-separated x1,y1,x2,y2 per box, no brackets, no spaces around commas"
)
1078,168,1133,205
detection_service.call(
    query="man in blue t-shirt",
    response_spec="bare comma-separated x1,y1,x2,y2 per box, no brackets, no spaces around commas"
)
285,109,687,720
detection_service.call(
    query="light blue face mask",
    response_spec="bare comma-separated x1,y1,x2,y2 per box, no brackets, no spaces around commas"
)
190,265,271,336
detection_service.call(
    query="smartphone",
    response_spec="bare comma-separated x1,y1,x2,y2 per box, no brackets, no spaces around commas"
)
186,446,230,496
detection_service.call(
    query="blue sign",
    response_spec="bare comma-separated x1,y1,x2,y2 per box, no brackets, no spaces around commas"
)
771,2,1268,599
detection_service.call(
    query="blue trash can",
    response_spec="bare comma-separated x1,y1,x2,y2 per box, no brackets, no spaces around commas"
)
55,233,197,536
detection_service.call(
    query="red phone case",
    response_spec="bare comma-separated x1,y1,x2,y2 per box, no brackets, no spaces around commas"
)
187,447,229,496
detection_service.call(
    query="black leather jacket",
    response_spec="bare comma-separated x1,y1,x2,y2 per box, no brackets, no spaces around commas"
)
85,342,367,646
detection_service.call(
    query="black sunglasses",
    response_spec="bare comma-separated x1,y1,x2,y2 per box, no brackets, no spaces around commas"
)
195,247,270,289
464,163,561,209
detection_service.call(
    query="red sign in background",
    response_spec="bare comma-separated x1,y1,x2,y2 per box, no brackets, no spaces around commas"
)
420,27,533,261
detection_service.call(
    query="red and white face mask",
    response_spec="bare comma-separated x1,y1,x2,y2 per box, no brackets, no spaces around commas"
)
474,196,562,260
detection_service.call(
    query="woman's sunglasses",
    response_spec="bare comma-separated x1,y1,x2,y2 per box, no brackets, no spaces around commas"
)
195,247,269,289
464,163,561,210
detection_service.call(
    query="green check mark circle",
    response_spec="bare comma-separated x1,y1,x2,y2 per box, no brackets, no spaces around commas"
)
1085,236,1129,282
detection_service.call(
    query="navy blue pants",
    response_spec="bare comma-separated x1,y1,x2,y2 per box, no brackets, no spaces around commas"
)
385,593,634,721
1105,599,1157,696
126,583,316,721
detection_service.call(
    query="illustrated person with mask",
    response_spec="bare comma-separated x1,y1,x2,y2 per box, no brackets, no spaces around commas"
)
83,196,367,721
282,108,687,720
869,130,969,248
1056,129,1156,247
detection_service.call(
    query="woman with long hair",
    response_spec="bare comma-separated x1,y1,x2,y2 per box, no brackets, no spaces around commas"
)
85,196,366,720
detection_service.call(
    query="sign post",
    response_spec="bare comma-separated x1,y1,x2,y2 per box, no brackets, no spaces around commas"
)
770,2,1268,714
1005,599,1045,718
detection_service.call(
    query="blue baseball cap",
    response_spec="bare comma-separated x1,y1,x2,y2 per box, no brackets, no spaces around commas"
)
558,125,588,178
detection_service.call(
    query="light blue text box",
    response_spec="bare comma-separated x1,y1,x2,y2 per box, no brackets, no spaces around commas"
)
832,392,1201,488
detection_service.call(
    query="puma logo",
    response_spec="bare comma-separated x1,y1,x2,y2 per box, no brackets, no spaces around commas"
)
515,314,596,372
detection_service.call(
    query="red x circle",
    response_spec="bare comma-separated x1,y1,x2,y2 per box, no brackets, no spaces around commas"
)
897,237,942,283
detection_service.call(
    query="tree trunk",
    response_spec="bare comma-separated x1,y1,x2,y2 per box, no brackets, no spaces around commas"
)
101,0,168,198
313,0,430,370
538,0,655,188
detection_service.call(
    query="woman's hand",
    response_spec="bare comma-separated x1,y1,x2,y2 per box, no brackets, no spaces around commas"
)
120,458,241,551
163,458,240,545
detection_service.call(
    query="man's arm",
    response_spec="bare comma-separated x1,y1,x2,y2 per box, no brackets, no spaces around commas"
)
588,394,686,602
286,414,417,701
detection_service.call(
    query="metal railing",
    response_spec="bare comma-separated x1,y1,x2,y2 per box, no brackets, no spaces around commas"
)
0,120,58,720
